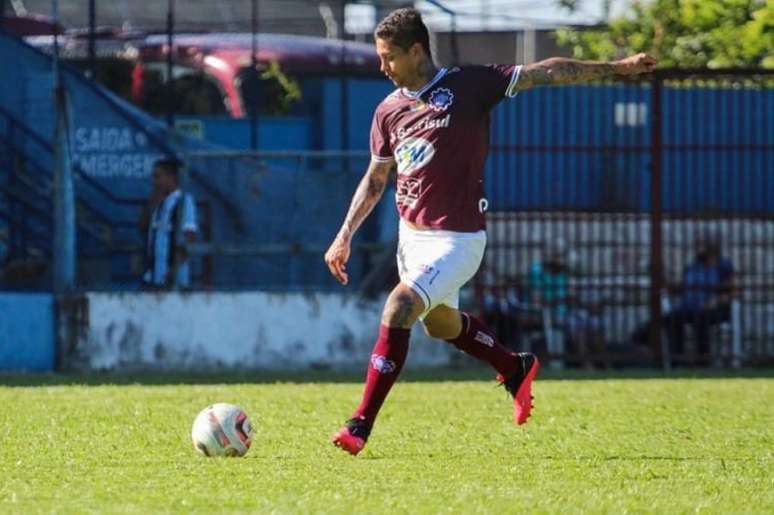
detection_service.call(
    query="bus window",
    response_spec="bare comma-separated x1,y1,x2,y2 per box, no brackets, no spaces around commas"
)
140,65,228,116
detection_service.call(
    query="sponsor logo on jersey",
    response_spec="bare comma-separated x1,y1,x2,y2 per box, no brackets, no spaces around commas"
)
396,177,421,208
428,87,454,111
478,198,489,213
371,354,397,374
394,137,435,176
391,114,451,142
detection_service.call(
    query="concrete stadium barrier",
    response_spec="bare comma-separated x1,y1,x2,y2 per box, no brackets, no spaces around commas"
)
60,292,455,371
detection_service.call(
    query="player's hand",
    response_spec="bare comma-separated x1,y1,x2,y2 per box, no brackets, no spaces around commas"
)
615,53,657,75
324,235,351,285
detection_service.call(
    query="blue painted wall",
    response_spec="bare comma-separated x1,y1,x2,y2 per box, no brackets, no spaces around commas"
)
0,293,55,371
178,116,313,150
487,84,773,212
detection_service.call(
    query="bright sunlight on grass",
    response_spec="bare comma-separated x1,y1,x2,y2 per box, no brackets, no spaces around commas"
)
1,369,772,513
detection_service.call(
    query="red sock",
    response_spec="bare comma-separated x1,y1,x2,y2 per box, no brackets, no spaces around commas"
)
446,313,518,377
353,324,410,426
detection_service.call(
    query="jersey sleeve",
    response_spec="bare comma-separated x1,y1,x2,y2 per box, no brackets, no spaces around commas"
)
369,107,394,162
473,64,523,111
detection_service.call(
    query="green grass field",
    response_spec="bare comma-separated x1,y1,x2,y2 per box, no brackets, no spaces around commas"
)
1,368,772,514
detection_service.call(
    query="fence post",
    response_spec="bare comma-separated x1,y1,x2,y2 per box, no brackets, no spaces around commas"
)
649,74,667,369
249,0,258,151
52,0,76,293
173,157,189,291
87,0,96,79
165,0,175,128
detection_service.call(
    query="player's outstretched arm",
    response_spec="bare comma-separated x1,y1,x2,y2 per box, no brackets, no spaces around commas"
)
512,53,657,92
324,159,394,285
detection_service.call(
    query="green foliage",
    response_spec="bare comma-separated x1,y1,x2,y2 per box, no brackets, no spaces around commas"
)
555,0,774,68
261,60,302,115
0,370,772,513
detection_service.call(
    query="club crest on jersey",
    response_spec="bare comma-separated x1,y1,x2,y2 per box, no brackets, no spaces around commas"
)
394,137,435,176
371,354,397,374
428,87,454,111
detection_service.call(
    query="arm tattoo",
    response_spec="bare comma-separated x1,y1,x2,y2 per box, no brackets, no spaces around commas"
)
516,58,617,91
338,162,390,240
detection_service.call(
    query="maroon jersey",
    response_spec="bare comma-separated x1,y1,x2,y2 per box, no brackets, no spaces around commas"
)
370,65,522,232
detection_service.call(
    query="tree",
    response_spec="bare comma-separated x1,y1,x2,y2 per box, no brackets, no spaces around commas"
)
555,0,773,68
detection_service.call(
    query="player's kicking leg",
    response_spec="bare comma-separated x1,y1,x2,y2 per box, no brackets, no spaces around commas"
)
423,305,539,425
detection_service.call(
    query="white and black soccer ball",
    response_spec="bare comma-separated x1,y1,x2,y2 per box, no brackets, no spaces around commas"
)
191,403,254,457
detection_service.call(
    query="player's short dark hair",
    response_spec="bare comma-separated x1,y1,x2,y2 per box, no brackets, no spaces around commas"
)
153,156,181,180
375,8,431,56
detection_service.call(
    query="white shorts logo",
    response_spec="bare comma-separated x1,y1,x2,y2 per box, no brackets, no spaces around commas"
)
395,137,435,176
370,354,397,374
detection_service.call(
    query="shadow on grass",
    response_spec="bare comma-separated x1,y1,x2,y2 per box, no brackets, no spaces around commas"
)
1,366,772,387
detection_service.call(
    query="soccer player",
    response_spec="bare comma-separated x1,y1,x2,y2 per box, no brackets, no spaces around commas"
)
324,8,656,455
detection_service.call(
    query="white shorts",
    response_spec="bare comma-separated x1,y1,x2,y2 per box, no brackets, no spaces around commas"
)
397,220,486,319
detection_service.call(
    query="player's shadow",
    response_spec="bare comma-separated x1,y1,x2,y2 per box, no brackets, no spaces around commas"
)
1,366,772,387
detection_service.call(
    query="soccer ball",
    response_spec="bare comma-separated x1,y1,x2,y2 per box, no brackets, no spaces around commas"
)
191,403,254,457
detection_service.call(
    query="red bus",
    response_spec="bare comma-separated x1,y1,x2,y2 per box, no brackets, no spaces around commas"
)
134,33,380,117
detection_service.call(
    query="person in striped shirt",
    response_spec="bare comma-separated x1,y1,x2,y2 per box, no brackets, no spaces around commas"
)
140,157,198,289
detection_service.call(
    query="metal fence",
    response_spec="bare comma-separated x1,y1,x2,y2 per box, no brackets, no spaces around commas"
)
180,149,395,292
164,70,774,368
478,70,773,367
4,72,768,368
